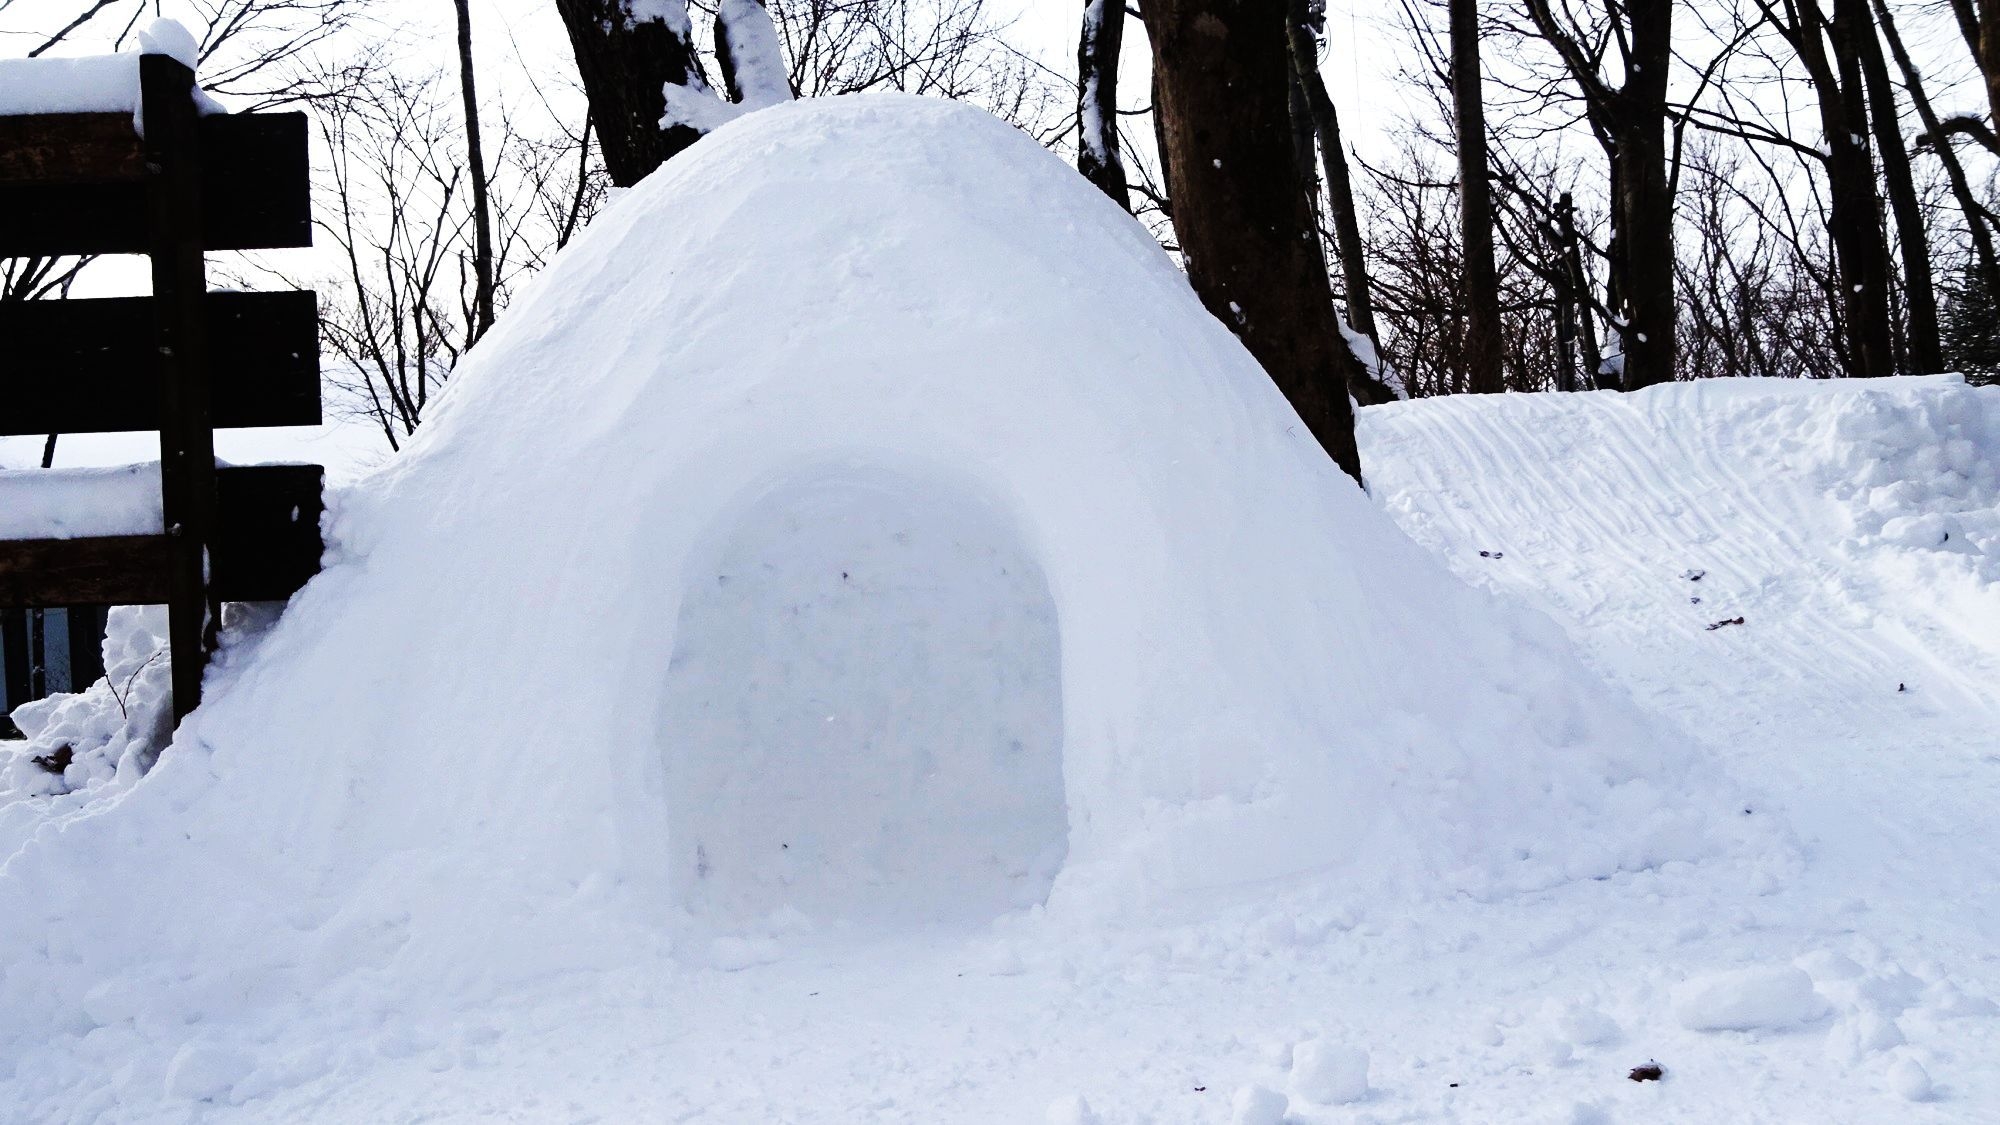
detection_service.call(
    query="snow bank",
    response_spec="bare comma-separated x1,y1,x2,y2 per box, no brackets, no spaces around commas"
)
0,21,223,122
0,95,1735,1108
0,54,145,116
0,463,161,538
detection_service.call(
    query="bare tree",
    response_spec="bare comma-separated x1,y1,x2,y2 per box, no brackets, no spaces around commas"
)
1285,0,1384,386
1744,0,1896,375
298,64,608,447
453,0,496,342
1518,0,1677,390
1450,0,1502,392
1872,0,2000,319
1852,0,1938,372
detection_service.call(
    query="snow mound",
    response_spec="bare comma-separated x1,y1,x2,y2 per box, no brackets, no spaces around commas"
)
0,95,1734,1107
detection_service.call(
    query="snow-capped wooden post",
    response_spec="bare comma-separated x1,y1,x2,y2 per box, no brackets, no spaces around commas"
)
140,52,221,722
0,41,324,729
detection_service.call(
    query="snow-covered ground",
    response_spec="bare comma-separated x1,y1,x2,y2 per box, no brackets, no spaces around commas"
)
2,93,1995,1123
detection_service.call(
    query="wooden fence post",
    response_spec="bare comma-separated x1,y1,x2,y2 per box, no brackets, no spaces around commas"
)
140,53,220,723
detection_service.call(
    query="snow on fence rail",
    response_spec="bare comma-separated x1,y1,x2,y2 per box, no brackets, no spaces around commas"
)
0,48,323,729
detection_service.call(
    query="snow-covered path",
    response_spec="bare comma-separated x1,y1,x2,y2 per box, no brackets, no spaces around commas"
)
107,376,1992,1125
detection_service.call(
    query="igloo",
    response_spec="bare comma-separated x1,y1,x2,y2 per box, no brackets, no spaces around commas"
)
2,97,1728,984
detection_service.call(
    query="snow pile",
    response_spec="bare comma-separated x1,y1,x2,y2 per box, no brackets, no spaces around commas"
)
0,604,291,817
0,607,173,807
0,95,1739,1112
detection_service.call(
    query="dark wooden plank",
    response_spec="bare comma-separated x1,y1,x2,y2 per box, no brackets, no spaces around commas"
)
66,604,107,688
142,52,218,723
0,465,324,608
211,464,325,602
0,290,320,436
0,110,310,256
0,535,174,606
1,607,27,725
0,113,144,184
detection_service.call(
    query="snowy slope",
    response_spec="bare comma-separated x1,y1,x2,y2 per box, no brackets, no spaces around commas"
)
0,93,1993,1123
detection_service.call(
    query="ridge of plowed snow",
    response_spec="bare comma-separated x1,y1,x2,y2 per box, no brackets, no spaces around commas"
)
1360,375,2000,734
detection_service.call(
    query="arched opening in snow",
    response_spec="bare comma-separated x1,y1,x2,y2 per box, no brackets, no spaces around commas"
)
659,466,1067,930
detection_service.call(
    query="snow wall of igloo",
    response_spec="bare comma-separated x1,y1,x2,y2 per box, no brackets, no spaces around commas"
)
0,97,1754,1062
659,466,1067,927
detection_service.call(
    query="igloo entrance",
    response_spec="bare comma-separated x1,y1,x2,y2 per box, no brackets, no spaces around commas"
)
659,467,1067,929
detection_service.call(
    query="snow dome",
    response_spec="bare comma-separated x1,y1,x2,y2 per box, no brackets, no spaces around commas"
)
2,97,1732,1004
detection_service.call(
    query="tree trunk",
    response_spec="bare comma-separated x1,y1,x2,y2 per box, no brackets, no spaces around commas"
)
1855,0,1939,372
1872,0,2000,319
1077,0,1131,209
1797,0,1896,376
1288,71,1322,221
1611,0,1676,390
1283,0,1378,346
454,0,496,342
554,0,711,186
1982,0,2000,126
1450,0,1502,393
1611,118,1676,389
1554,191,1587,391
1143,0,1363,482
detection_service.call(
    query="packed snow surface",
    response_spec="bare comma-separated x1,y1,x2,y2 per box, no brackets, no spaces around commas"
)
1,94,1993,1121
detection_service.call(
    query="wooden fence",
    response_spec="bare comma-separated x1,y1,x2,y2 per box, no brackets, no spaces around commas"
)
1,51,325,731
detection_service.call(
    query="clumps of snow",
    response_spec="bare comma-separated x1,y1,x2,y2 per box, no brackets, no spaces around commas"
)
1672,965,1827,1032
0,20,224,124
1795,379,1999,590
1,602,287,818
1549,1001,1620,1047
0,463,162,539
1823,1008,1905,1063
1229,1083,1289,1125
134,17,200,71
626,0,692,24
661,80,745,134
715,0,792,109
658,0,790,135
1045,1093,1101,1124
1289,1038,1369,1104
1338,317,1405,400
1888,1056,1933,1101
163,1040,256,1102
1,606,172,807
